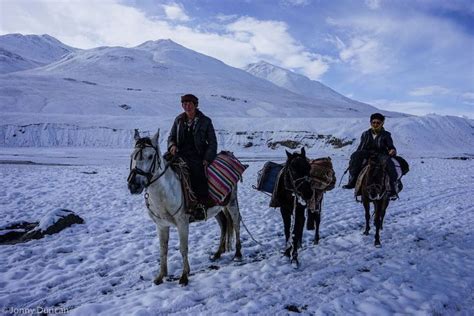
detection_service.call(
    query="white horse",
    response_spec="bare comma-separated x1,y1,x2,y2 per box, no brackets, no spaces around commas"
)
127,129,242,285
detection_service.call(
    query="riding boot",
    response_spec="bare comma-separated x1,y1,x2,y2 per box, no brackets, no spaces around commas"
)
388,181,398,200
189,204,206,221
342,176,356,189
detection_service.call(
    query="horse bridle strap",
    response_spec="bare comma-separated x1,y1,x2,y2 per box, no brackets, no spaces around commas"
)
128,142,171,187
284,165,311,195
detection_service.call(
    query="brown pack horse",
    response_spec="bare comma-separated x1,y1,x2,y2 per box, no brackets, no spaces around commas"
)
359,154,390,247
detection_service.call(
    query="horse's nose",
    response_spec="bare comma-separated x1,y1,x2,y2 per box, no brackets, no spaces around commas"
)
128,182,142,194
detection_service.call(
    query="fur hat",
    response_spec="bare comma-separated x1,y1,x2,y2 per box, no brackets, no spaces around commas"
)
181,94,199,106
370,113,385,122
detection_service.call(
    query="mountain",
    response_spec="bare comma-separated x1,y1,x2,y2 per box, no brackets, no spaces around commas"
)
245,61,378,113
0,38,392,118
0,33,76,74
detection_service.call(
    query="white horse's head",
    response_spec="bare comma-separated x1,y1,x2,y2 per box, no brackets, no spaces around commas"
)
127,129,162,194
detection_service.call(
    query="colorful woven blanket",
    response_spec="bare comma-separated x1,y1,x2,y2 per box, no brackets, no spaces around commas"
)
207,151,247,204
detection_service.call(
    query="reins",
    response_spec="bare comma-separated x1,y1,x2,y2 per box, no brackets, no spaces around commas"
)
128,141,175,188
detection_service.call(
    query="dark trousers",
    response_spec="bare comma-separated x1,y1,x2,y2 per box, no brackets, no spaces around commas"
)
348,150,397,186
180,153,209,200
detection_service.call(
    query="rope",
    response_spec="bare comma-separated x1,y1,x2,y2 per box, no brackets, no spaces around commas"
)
240,214,264,246
338,167,349,187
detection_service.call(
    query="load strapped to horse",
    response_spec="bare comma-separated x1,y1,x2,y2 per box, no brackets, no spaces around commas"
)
168,151,248,220
254,155,336,209
253,148,336,266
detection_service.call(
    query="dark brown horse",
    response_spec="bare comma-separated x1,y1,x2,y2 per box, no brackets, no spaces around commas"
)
277,148,314,267
359,154,390,247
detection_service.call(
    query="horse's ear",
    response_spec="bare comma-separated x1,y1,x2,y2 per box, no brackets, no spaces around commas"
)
301,147,306,157
134,129,140,141
151,129,160,146
286,150,292,159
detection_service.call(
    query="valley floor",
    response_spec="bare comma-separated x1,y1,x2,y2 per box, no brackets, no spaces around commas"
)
0,149,473,315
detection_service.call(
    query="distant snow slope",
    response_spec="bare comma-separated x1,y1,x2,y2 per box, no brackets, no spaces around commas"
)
0,34,472,157
0,37,398,118
1,115,472,157
0,34,76,74
245,61,383,114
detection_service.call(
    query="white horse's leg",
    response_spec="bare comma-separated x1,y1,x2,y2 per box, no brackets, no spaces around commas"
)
211,211,227,261
176,221,190,285
227,188,242,260
154,225,169,285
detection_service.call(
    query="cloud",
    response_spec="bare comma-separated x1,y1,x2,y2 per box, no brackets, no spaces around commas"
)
370,98,474,118
462,92,474,100
365,0,381,10
337,36,390,74
215,14,239,22
226,17,329,78
409,85,452,96
280,0,311,7
162,3,189,21
370,99,438,116
462,92,474,105
0,0,329,79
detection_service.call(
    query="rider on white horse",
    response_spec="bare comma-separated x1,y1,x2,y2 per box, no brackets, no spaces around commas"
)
167,94,217,220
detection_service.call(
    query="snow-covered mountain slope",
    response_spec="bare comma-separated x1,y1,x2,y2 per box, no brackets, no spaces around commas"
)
1,115,472,157
0,37,396,118
0,34,76,74
0,34,472,157
245,61,380,114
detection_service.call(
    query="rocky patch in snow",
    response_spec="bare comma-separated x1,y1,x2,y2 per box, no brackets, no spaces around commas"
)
0,209,84,245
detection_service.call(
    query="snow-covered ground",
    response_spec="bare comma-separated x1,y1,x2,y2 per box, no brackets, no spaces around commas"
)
0,148,473,315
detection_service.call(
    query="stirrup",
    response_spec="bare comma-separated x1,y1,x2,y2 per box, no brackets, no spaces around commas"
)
191,204,207,221
342,183,355,189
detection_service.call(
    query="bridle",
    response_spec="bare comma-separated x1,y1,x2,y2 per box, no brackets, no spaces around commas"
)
284,157,312,199
127,139,170,188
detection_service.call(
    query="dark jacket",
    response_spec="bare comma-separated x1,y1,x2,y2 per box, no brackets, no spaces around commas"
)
356,128,396,154
167,109,218,162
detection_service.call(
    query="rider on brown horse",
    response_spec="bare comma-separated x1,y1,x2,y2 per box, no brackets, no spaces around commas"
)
343,113,398,199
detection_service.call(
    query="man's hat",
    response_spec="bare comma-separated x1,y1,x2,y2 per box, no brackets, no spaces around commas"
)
370,113,385,122
181,94,199,106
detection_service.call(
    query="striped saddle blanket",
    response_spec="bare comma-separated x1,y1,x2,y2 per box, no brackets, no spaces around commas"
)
207,151,247,205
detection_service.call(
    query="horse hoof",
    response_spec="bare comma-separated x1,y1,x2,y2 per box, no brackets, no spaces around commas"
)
291,258,299,269
363,231,370,236
313,239,319,245
179,275,189,286
210,253,221,261
153,277,164,285
233,254,243,262
374,241,381,247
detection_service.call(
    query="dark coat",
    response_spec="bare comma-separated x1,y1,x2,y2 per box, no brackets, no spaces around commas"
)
356,128,396,154
167,109,218,162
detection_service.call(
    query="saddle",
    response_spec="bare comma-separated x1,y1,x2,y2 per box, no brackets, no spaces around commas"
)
169,151,247,212
169,157,198,212
354,156,407,198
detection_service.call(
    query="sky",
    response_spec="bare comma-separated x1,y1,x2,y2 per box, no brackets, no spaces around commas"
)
0,0,473,118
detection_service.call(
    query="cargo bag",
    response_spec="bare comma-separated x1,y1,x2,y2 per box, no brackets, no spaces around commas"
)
254,161,284,194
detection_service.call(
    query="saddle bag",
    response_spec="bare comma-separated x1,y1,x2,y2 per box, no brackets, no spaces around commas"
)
309,157,336,191
254,161,284,194
207,151,248,204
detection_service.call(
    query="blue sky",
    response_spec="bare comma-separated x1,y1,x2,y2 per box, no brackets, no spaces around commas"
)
1,0,473,117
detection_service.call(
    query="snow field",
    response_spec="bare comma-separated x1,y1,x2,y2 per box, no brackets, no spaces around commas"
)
0,152,473,315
